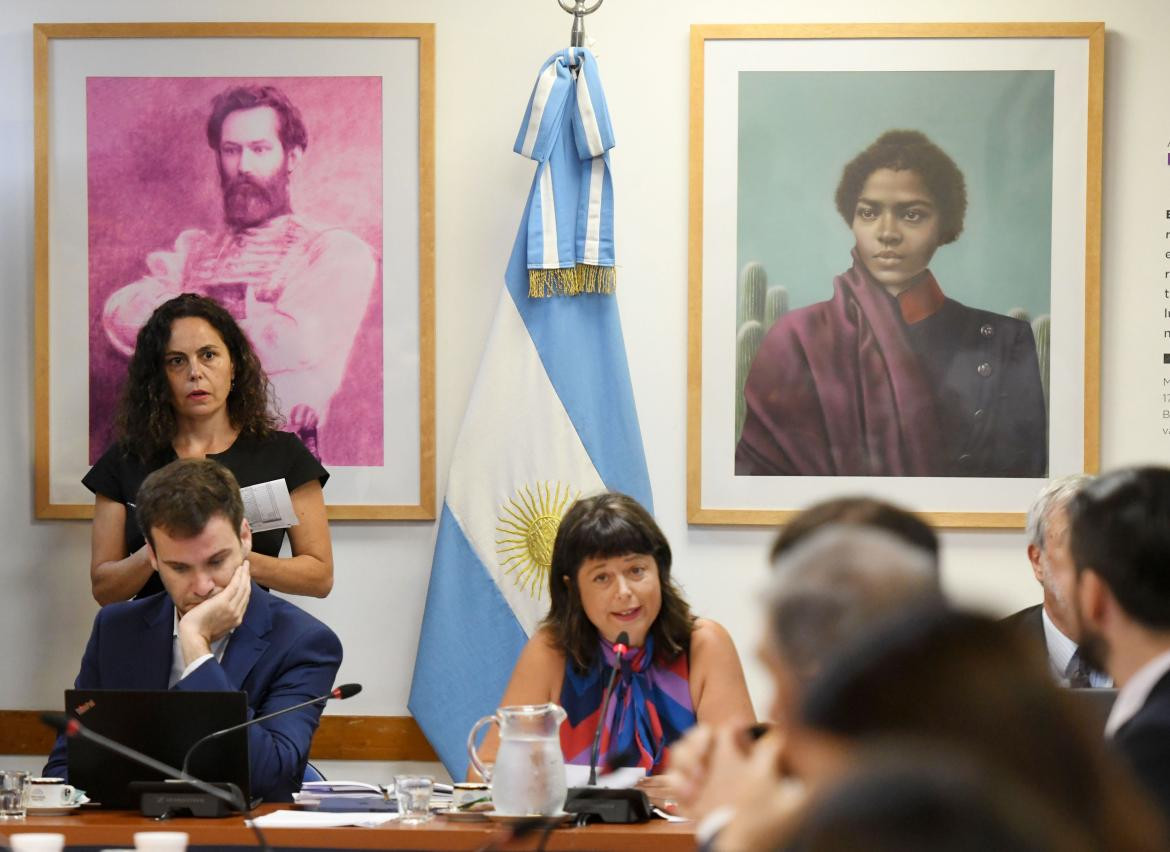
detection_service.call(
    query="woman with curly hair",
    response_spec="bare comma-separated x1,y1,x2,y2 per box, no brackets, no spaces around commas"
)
85,293,333,604
476,492,753,778
736,129,1047,478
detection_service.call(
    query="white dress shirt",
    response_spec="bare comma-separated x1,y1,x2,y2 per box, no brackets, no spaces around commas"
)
168,609,232,688
1105,646,1170,738
1042,608,1112,688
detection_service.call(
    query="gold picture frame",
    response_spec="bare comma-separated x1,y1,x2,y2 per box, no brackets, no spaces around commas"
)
687,23,1103,528
34,22,436,520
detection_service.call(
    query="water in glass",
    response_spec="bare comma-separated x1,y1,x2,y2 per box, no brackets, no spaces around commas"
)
394,775,433,825
0,769,29,819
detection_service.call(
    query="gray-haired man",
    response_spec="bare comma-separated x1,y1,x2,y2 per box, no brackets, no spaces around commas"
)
1002,474,1111,688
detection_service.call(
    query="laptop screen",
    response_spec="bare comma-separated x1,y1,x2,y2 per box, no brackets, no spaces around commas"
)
65,688,250,809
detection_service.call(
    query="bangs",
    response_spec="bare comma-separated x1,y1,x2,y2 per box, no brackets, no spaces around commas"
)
573,512,659,566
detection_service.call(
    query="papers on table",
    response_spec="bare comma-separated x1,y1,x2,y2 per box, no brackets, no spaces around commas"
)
241,479,298,532
248,809,399,828
564,764,647,788
298,780,387,796
294,780,395,813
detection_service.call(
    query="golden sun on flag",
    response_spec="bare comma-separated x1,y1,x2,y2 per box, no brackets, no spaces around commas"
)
496,482,578,597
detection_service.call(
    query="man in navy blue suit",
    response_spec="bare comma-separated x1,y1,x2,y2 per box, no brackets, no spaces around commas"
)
1068,466,1170,820
45,459,342,802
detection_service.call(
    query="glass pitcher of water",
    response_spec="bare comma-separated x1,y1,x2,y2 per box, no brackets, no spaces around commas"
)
467,703,568,815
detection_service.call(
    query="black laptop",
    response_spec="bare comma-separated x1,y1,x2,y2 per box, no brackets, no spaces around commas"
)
65,689,250,809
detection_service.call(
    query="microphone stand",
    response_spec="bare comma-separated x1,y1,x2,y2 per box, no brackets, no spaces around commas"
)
41,713,270,851
563,633,652,824
587,643,624,786
181,684,360,776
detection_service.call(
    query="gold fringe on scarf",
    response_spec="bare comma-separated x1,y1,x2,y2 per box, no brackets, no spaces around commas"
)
529,264,616,298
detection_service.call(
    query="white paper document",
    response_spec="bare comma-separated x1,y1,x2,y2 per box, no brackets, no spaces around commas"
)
563,764,647,788
240,479,298,533
248,809,399,828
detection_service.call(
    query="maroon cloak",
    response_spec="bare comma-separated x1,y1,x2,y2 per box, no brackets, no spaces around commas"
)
735,257,1047,478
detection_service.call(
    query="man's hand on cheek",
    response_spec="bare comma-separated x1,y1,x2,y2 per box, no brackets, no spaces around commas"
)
177,561,252,667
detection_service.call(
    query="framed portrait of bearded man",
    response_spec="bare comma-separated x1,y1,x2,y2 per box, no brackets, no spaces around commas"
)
34,23,435,519
687,23,1103,528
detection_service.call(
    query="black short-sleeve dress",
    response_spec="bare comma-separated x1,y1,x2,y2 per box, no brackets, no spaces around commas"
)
83,431,329,599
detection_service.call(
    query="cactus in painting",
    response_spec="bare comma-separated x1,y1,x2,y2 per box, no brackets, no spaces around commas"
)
738,262,766,326
1032,314,1051,416
1008,307,1031,323
764,285,789,331
736,319,764,443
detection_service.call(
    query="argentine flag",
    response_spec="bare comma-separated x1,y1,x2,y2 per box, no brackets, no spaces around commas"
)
409,49,653,778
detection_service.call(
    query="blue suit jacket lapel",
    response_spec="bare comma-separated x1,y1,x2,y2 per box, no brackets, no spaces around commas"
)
138,593,176,689
219,584,272,691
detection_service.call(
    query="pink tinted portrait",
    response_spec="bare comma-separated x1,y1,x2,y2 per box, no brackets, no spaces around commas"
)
87,75,384,466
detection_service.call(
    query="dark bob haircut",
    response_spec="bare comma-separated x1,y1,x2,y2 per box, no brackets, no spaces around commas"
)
115,293,280,461
206,84,308,154
835,130,968,246
1068,466,1170,630
543,492,694,671
771,495,939,565
136,458,244,550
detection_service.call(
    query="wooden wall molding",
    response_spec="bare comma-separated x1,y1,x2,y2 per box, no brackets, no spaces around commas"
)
0,711,437,763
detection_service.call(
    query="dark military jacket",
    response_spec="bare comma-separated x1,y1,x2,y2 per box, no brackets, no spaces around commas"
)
736,257,1047,478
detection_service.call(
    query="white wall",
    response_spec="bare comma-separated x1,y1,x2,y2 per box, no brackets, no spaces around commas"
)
2,0,1168,784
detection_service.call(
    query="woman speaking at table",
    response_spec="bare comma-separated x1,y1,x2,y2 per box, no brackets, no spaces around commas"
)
488,492,753,775
85,293,333,604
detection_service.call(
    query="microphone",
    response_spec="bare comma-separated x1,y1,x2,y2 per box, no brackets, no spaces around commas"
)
42,712,271,850
182,683,361,775
587,633,628,785
41,712,246,813
564,632,652,824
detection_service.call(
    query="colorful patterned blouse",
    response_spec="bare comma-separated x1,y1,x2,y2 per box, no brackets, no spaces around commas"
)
559,636,696,774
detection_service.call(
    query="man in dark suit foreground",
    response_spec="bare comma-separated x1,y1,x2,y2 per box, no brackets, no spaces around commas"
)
1068,467,1170,818
45,459,342,802
1002,474,1110,687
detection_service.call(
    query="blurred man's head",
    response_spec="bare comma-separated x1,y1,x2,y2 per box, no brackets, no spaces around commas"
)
136,458,251,617
1068,467,1170,677
1025,475,1092,637
770,496,939,565
784,746,1091,852
206,85,307,229
791,608,1167,852
762,525,942,725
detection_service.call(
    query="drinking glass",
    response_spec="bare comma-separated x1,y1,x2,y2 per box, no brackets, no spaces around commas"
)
394,775,433,825
0,769,30,819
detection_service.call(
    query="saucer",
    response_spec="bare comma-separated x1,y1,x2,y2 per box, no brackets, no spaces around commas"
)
485,810,572,825
27,803,83,816
436,808,488,822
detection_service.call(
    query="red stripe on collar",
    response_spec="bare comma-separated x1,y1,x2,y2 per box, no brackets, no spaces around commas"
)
897,273,945,324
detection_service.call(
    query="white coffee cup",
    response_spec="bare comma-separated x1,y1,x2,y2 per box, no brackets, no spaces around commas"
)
27,778,80,808
9,833,66,852
133,831,189,852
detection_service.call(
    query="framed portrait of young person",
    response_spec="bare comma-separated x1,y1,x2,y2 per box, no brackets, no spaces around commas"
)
687,23,1103,528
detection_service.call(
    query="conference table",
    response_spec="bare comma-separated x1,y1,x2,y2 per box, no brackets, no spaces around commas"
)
0,805,696,850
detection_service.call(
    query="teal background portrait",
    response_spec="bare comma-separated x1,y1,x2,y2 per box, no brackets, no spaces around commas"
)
736,70,1055,319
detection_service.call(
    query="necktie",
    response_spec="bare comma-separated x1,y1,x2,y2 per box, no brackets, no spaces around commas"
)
1065,649,1093,688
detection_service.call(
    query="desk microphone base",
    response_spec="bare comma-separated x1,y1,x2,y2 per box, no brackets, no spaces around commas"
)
564,787,652,824
130,781,243,818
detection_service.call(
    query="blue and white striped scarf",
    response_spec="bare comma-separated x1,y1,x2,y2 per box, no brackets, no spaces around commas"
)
514,48,615,298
